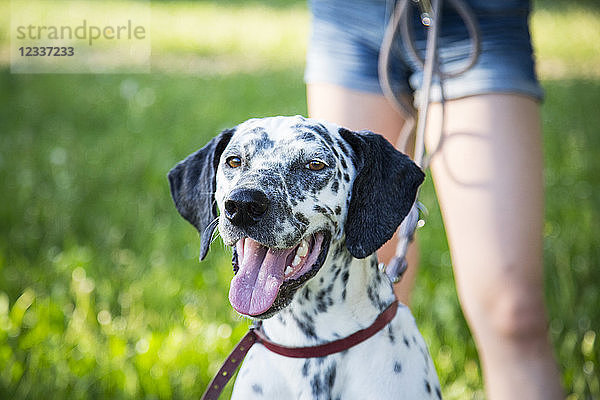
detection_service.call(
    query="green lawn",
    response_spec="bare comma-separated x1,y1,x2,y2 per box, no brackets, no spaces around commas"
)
0,1,598,399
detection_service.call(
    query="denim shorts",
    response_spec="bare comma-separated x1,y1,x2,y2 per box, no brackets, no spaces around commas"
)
305,0,544,102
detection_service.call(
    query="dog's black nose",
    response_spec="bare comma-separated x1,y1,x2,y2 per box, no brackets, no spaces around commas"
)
224,188,269,227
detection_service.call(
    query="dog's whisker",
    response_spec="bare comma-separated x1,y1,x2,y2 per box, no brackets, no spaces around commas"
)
202,218,219,244
210,230,222,245
206,217,226,248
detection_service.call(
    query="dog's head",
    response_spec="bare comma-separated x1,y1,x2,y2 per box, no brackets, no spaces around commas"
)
169,116,423,318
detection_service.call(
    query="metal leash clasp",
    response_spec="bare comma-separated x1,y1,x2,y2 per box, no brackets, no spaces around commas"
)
413,0,434,26
382,202,426,283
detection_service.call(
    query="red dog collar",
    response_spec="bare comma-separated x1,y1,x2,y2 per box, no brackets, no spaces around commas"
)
202,300,399,400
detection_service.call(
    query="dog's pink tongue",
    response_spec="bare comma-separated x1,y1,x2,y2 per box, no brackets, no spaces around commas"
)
229,238,292,316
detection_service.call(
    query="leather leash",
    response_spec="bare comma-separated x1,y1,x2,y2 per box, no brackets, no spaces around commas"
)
201,300,399,400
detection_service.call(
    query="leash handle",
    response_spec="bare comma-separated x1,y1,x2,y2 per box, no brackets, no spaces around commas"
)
201,330,257,400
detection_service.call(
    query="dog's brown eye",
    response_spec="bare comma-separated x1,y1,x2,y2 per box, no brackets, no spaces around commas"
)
226,156,242,168
307,160,326,171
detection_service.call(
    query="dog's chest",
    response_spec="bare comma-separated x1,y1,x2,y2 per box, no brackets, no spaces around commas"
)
231,308,441,400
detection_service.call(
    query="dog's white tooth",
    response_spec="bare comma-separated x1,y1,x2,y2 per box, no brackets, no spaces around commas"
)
296,240,309,257
285,265,294,275
292,255,302,267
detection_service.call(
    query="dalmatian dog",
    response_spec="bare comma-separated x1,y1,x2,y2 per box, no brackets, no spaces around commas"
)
169,116,441,399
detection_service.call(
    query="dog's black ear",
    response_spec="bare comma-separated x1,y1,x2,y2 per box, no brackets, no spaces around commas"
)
339,128,424,259
168,128,235,260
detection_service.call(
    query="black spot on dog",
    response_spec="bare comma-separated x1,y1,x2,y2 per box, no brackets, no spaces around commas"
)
394,362,402,374
425,380,432,394
292,312,316,339
276,314,287,325
331,180,339,193
315,283,335,313
311,374,323,397
295,129,316,142
367,286,377,308
341,270,349,285
313,205,331,215
308,123,334,146
326,282,335,295
252,384,263,395
366,283,387,310
316,296,328,312
335,135,352,158
295,212,309,226
308,361,337,398
331,265,342,282
302,360,311,377
435,386,442,399
370,258,378,269
343,252,353,266
418,343,431,367
388,325,396,344
243,128,274,157
333,244,345,260
403,335,410,348
326,364,337,388
302,287,311,302
334,206,342,215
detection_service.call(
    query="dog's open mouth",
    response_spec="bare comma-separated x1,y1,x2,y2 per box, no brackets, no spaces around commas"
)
229,232,328,317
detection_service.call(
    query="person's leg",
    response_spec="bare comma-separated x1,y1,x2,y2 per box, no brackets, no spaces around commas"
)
426,93,563,399
307,82,418,305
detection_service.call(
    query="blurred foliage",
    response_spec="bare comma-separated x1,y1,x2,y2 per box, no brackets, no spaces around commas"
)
0,0,599,399
542,80,600,399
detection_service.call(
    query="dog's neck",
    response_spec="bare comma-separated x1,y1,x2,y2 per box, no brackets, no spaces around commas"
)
261,240,396,347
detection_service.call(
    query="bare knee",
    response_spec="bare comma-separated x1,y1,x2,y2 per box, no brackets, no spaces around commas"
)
459,261,550,347
479,283,551,348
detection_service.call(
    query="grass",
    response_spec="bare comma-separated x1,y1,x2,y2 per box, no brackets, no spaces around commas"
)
0,1,598,399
